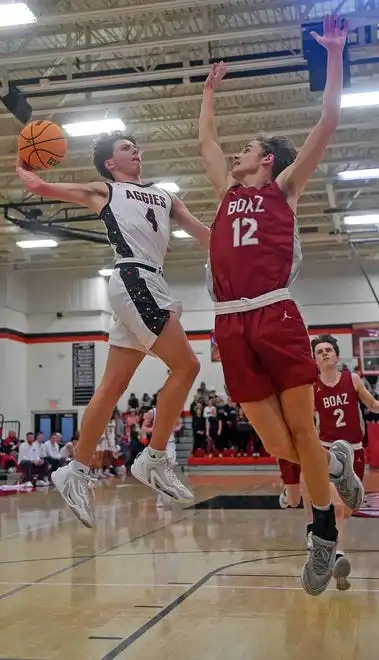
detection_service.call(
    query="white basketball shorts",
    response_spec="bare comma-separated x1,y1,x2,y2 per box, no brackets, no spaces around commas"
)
108,263,182,353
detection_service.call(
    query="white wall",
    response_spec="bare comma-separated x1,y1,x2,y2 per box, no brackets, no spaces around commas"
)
1,257,379,435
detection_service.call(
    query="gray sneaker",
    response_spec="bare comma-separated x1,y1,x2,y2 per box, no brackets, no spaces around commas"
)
329,440,364,510
52,462,95,528
333,554,351,591
301,534,337,596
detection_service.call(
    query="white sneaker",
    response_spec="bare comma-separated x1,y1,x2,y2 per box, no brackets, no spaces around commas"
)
51,462,95,528
23,481,33,488
131,448,193,503
36,479,48,487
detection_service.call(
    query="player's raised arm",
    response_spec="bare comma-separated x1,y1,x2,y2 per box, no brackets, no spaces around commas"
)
277,15,348,199
352,373,379,413
199,62,231,199
170,196,210,248
15,158,108,214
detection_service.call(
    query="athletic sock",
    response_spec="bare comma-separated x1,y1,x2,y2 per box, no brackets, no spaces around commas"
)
72,460,90,476
312,503,338,543
148,447,166,460
329,452,343,478
306,523,313,537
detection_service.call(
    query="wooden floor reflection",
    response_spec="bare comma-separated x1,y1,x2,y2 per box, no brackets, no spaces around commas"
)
0,471,378,660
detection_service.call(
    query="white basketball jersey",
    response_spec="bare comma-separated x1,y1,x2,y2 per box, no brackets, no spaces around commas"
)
100,181,172,267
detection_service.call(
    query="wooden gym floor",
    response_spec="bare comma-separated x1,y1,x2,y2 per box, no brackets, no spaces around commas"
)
0,471,379,660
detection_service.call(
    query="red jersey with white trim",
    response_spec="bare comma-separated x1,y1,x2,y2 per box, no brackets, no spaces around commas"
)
314,371,364,444
208,181,302,301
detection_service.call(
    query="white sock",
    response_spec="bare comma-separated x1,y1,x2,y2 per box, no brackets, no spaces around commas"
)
72,460,90,476
329,452,343,478
313,502,332,512
148,447,166,460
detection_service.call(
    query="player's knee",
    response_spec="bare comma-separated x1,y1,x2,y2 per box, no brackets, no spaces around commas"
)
291,428,318,451
174,353,200,381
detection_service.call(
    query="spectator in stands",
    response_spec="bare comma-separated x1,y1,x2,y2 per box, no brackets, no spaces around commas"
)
18,432,49,487
221,398,238,450
205,401,222,454
126,409,140,439
113,409,125,441
127,392,139,409
60,441,74,463
36,432,47,460
45,433,63,475
192,404,207,452
236,409,252,456
141,393,152,408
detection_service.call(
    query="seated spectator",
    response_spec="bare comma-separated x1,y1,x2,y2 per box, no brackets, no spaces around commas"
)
0,431,19,473
45,433,63,475
18,432,49,487
36,432,47,460
60,441,74,463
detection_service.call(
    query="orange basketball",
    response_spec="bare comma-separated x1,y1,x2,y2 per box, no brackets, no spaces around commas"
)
17,120,67,170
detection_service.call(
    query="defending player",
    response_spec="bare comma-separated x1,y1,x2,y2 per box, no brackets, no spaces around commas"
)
16,133,209,527
199,16,364,596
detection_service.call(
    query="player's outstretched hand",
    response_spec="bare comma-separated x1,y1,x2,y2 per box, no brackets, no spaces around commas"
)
16,157,44,193
311,14,348,52
204,61,228,91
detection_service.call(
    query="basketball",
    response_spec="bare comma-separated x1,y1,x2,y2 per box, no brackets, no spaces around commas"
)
17,120,67,170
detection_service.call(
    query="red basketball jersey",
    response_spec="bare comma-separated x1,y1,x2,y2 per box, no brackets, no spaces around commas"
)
314,371,364,445
208,182,302,301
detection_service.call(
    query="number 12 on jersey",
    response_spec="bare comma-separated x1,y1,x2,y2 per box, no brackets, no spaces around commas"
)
232,217,258,247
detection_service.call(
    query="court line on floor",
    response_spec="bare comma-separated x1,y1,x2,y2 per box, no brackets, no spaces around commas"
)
100,552,304,660
0,512,190,602
1,547,378,566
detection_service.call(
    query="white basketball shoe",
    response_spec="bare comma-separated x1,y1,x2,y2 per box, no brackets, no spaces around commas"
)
52,462,95,528
131,448,193,503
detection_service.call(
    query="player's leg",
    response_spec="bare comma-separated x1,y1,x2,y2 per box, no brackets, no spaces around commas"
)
131,312,199,502
52,345,144,526
278,459,301,509
329,483,351,591
300,480,314,549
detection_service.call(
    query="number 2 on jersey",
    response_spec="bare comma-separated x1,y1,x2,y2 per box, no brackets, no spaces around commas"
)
232,217,258,247
334,408,346,428
145,207,158,232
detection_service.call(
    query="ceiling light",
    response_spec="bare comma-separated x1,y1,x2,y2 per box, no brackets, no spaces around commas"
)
63,118,125,137
344,215,379,226
157,182,180,193
172,229,190,238
16,239,58,248
341,91,379,109
338,168,379,181
98,268,113,277
0,3,36,27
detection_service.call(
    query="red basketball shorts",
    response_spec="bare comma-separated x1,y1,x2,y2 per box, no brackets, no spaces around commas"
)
352,447,365,482
215,299,317,403
278,458,301,485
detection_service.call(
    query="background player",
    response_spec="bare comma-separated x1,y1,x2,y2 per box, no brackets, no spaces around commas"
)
312,334,379,589
278,460,314,550
16,132,210,527
199,16,364,596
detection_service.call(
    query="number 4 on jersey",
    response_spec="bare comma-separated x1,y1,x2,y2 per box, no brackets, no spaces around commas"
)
232,217,258,247
145,207,158,232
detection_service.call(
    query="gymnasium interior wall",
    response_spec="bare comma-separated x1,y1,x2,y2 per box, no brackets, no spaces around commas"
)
0,257,378,434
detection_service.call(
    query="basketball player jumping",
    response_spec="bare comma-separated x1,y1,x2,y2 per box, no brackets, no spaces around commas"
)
199,16,364,596
16,133,210,527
